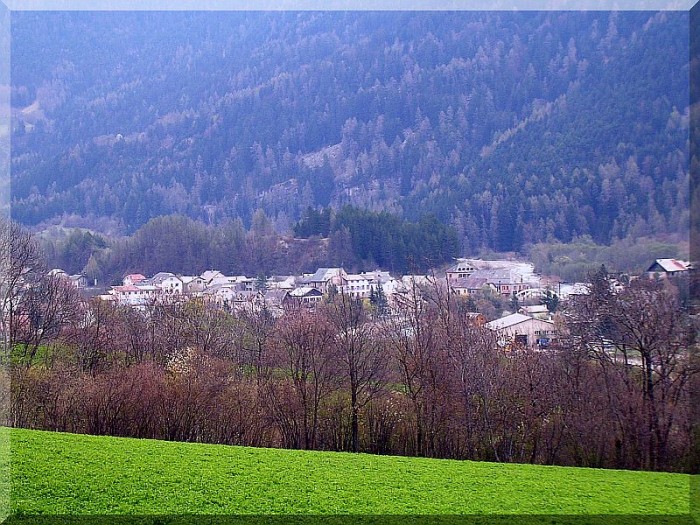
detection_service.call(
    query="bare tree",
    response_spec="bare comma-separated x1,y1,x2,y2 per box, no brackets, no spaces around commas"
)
234,302,276,380
0,219,44,358
271,308,339,449
563,270,699,469
12,272,82,367
444,313,501,460
383,276,443,456
324,291,387,452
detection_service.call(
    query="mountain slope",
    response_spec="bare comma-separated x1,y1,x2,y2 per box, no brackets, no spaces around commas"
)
10,11,689,251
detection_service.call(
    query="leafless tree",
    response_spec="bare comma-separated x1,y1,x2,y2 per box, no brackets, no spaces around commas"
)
233,302,276,380
324,291,387,452
12,272,82,367
0,219,45,357
383,276,445,456
63,297,117,374
271,308,339,449
563,270,699,469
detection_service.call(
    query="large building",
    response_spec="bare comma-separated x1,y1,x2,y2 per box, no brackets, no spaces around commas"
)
485,313,556,349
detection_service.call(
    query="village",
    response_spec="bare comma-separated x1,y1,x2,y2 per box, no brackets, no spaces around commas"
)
49,257,692,351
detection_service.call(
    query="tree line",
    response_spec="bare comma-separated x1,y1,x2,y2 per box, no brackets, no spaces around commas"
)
4,220,699,472
40,208,459,286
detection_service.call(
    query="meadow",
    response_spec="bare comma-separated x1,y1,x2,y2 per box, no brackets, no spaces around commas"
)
5,427,695,524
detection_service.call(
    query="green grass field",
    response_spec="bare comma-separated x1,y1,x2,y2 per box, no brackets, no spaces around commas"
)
5,427,695,522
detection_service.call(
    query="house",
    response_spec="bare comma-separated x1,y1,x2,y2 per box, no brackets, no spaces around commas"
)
48,268,69,279
148,272,184,295
284,287,324,308
446,259,478,281
229,290,266,312
202,283,238,307
123,274,146,286
468,268,531,297
69,274,88,289
647,259,691,279
110,283,158,307
48,269,88,289
340,273,377,299
557,282,590,300
180,276,207,294
208,275,252,290
387,275,436,311
465,312,487,326
449,267,538,298
261,289,288,316
338,270,392,300
485,313,556,349
160,276,184,294
201,270,225,285
449,276,497,297
362,270,393,284
267,275,297,291
518,304,550,320
304,268,347,294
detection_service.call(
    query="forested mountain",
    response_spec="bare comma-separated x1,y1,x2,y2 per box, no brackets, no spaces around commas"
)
11,11,689,253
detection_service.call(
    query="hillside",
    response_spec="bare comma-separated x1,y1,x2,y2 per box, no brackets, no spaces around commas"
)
10,11,690,252
7,427,692,520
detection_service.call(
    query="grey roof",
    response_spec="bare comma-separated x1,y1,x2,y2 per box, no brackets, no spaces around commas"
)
262,289,288,306
288,287,323,297
149,272,178,285
360,270,392,283
447,260,478,273
450,276,493,290
485,313,534,331
307,268,343,283
520,305,549,314
201,270,225,282
471,268,518,282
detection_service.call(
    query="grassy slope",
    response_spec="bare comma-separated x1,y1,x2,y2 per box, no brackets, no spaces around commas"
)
9,428,691,516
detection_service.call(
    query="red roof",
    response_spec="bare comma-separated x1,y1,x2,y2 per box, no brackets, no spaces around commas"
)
650,259,689,273
112,285,139,293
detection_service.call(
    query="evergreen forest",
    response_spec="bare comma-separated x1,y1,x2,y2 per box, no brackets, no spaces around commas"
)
10,11,690,254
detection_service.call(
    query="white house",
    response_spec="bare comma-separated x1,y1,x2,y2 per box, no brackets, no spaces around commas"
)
160,276,184,295
340,274,376,299
110,284,159,307
48,268,69,279
148,272,184,295
448,276,497,297
268,275,297,291
69,274,88,289
518,304,550,320
201,270,225,285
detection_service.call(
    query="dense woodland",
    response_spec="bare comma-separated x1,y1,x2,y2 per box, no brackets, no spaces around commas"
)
39,207,460,285
3,221,698,473
11,11,690,253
